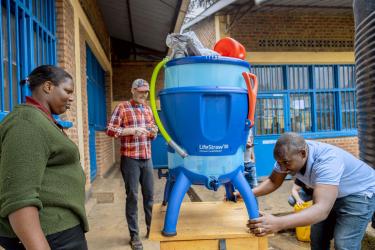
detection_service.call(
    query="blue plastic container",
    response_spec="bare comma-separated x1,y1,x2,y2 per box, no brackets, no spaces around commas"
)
156,56,259,236
159,86,249,156
165,56,250,89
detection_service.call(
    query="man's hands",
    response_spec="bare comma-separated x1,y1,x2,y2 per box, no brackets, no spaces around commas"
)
295,197,305,206
126,125,158,137
133,127,149,136
247,211,283,237
147,125,158,137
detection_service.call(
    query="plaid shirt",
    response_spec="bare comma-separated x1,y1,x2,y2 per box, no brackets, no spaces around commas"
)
106,100,156,159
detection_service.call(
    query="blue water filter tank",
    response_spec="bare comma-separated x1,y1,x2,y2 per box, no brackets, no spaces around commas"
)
159,86,249,186
161,56,251,188
159,56,259,236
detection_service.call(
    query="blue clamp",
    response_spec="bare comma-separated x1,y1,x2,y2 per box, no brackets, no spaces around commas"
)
245,119,252,129
53,115,73,129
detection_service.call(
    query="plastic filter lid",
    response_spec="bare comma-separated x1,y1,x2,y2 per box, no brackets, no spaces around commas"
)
166,56,250,68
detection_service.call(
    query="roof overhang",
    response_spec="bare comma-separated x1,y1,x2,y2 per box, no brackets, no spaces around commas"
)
182,0,353,32
97,0,190,59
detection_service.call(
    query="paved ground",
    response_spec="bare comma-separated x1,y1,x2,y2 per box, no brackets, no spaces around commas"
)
85,166,311,250
85,168,163,250
1,165,373,250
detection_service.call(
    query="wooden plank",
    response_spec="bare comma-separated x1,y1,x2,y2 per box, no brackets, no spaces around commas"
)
160,239,219,250
150,201,262,241
160,237,268,250
227,237,267,250
257,236,269,250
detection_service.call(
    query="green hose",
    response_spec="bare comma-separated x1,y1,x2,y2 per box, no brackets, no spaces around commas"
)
150,58,188,158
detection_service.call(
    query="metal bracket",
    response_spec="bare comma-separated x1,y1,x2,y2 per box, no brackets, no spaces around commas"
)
219,239,226,250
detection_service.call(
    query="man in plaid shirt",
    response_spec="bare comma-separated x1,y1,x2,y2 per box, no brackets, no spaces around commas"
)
107,79,158,250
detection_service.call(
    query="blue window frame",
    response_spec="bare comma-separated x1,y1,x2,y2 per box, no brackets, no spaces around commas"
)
0,0,56,120
251,64,357,138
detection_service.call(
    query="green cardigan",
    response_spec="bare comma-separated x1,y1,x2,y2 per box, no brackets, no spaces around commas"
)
0,104,89,237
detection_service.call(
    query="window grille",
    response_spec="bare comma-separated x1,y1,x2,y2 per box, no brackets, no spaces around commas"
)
251,64,357,136
0,0,55,119
255,97,285,135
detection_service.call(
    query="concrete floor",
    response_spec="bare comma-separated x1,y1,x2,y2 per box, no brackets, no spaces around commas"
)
1,166,372,250
85,167,310,250
85,168,163,250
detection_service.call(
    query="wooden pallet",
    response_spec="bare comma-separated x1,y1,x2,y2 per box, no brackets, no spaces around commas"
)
149,201,268,250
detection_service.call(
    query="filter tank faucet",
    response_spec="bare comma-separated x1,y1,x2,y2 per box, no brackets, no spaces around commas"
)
208,177,220,191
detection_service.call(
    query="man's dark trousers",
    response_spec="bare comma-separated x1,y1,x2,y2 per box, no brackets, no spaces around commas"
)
120,156,154,238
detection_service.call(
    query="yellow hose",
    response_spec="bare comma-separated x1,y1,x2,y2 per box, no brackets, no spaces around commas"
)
150,58,171,142
150,58,188,158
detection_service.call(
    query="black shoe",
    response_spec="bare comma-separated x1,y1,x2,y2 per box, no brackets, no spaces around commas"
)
146,228,150,239
130,235,143,250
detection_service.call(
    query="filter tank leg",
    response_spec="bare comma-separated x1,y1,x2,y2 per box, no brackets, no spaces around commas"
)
162,171,191,236
224,182,237,201
231,170,259,219
162,176,174,206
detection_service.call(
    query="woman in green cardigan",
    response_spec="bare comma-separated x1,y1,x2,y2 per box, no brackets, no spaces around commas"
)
0,65,88,250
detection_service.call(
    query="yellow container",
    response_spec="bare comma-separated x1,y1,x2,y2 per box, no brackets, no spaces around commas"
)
294,201,312,242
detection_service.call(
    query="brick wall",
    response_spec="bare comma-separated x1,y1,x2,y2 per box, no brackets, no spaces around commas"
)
190,10,354,52
95,132,114,176
79,25,91,185
79,0,111,58
56,0,79,145
56,0,115,188
56,0,91,187
229,10,354,52
105,72,113,121
112,61,164,101
80,24,115,181
190,15,216,49
316,136,359,158
97,69,115,176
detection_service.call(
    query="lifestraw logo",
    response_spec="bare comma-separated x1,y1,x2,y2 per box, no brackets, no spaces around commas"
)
198,144,229,152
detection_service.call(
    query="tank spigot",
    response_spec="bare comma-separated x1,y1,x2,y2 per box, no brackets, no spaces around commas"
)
208,177,220,191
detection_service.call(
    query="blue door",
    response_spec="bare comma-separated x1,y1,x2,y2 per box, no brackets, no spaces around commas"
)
254,94,288,177
86,45,106,182
87,78,97,181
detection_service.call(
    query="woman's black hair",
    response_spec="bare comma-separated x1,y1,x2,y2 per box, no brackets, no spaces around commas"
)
20,65,73,91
